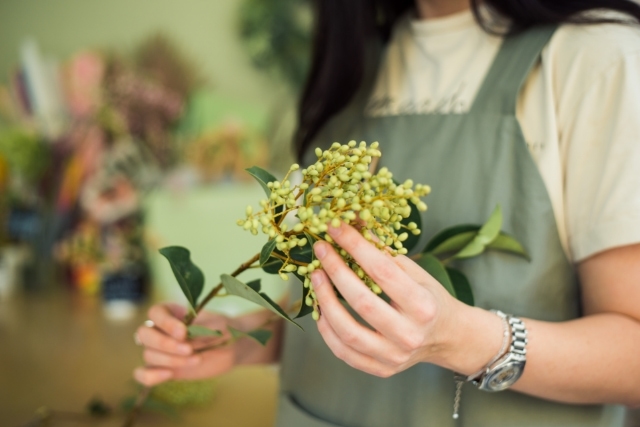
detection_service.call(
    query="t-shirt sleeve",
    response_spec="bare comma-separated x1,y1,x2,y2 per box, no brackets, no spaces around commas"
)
560,51,640,262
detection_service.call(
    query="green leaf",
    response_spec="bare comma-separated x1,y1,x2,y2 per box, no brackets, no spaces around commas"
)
394,180,423,253
416,254,456,298
159,246,205,310
455,205,503,259
446,268,474,306
260,239,278,266
477,205,503,243
289,234,314,264
429,231,477,256
424,225,480,253
261,257,283,274
292,271,314,319
187,325,223,339
228,326,273,346
245,166,278,197
246,278,262,292
488,232,530,260
220,274,302,329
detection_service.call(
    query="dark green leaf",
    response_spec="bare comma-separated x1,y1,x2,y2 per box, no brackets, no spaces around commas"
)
415,254,456,298
429,231,477,256
292,271,314,319
260,239,278,266
220,274,302,329
488,232,530,260
246,278,262,292
261,257,283,274
424,224,480,253
395,180,423,253
159,246,205,310
187,325,223,339
446,268,474,306
304,231,317,247
228,326,273,346
245,166,278,197
289,237,314,263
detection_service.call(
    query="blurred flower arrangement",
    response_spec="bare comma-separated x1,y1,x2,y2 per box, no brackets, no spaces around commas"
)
0,34,269,300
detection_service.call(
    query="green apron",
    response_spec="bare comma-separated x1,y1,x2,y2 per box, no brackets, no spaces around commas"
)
276,25,626,427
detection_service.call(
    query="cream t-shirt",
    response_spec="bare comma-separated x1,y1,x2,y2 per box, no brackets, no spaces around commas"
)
366,10,640,262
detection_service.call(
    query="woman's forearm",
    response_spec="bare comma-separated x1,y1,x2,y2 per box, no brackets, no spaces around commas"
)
439,305,640,407
514,313,640,407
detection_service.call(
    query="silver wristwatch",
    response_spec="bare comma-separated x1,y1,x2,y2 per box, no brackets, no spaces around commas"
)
473,310,528,392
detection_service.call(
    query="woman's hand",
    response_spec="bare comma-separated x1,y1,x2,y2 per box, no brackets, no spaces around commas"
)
311,221,503,378
133,303,236,387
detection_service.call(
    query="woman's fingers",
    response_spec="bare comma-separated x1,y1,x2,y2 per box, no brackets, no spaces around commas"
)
143,349,201,368
323,222,436,318
311,269,406,361
134,367,173,387
147,303,188,341
313,242,413,342
134,343,236,386
316,309,396,378
136,325,193,356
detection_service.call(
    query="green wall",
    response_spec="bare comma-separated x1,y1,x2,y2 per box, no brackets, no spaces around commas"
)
0,0,286,110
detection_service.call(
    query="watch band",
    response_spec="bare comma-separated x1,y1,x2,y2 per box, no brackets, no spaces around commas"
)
507,313,528,356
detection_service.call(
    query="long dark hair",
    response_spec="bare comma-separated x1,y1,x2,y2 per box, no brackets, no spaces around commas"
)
294,0,640,160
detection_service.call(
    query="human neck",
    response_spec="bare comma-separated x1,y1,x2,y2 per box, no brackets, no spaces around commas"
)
415,0,471,19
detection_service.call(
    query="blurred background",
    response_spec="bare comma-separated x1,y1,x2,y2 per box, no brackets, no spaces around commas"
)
0,0,311,425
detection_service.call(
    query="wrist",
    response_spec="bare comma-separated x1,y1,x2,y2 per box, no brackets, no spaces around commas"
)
431,301,506,375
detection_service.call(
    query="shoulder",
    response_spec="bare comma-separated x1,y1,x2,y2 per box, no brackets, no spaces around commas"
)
544,18,640,86
535,18,640,118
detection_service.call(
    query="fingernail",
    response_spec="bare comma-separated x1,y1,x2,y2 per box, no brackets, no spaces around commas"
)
328,221,343,236
178,344,192,355
314,242,328,260
311,271,324,288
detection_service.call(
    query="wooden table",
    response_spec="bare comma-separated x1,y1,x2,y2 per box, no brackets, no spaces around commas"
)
0,288,278,426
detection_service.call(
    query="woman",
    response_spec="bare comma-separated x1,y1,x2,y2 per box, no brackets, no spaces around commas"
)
134,1,640,425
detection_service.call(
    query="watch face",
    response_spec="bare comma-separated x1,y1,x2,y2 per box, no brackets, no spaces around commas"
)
485,362,524,392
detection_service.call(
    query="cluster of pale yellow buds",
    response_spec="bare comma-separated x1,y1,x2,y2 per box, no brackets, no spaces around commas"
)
237,141,430,320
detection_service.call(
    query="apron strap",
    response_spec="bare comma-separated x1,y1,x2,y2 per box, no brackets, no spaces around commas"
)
470,25,558,115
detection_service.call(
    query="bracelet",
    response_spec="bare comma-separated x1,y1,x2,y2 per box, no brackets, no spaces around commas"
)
452,309,511,419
